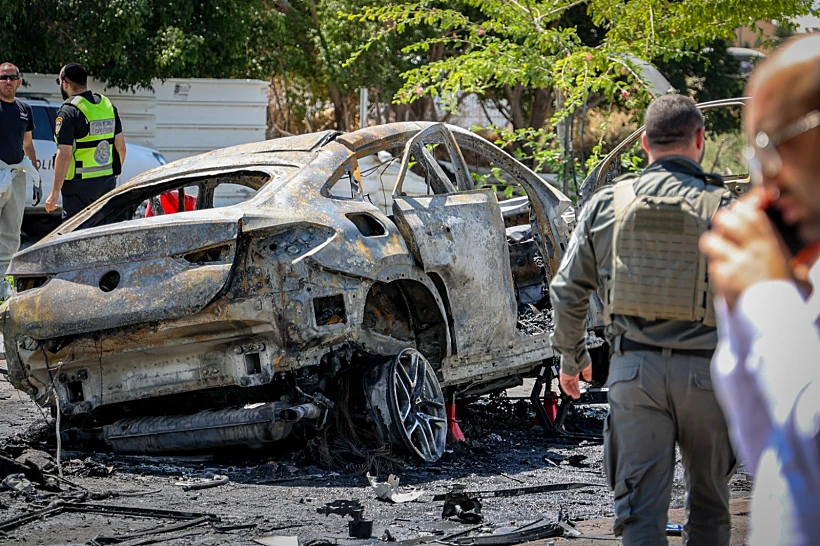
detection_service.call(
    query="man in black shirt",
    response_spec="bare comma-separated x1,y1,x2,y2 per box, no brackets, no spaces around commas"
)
45,63,126,222
0,62,38,299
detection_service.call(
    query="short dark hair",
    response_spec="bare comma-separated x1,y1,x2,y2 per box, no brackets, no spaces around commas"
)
644,94,703,149
62,63,88,86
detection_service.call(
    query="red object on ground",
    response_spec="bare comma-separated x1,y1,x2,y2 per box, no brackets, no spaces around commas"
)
530,391,559,428
446,402,466,442
145,190,197,217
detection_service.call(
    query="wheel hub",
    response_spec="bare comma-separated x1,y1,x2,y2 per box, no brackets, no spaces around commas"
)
367,348,447,462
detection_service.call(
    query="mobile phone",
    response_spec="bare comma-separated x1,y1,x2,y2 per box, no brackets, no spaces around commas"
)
765,205,805,257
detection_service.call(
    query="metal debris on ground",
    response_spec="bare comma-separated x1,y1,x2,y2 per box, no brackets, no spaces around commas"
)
316,499,373,539
367,473,423,503
174,473,230,491
441,485,483,524
93,515,213,544
449,521,563,545
67,456,115,477
557,521,620,541
254,536,300,546
0,500,217,533
432,482,603,502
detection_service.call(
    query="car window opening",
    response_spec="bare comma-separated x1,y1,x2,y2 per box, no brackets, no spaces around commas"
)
73,170,271,231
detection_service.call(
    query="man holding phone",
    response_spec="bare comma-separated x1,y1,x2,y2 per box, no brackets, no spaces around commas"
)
700,33,820,546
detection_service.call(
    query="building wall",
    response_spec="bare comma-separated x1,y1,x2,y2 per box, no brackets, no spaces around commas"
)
18,75,269,161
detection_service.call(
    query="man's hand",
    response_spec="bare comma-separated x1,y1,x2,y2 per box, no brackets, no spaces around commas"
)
699,188,791,309
559,365,592,400
44,192,59,213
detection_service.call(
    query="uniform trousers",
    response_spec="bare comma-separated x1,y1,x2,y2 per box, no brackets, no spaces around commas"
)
61,176,116,222
604,350,735,546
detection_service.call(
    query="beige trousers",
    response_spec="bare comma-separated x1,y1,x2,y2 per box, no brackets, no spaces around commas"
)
0,169,26,274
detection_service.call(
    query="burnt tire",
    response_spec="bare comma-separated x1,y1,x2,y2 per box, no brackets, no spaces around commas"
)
366,348,447,462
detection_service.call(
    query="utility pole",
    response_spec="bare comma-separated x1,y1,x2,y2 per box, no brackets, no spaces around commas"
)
555,90,568,195
359,87,369,129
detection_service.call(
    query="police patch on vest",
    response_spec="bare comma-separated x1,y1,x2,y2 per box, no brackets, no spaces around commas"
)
55,116,63,135
94,140,111,164
89,118,115,136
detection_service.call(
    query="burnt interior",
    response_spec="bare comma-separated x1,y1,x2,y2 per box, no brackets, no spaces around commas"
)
314,294,347,326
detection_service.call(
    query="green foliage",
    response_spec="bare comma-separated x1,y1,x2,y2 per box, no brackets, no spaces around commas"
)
348,0,815,182
0,0,279,89
351,0,815,113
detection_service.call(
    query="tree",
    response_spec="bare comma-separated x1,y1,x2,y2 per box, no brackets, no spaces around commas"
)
263,0,450,133
348,0,816,182
0,0,279,89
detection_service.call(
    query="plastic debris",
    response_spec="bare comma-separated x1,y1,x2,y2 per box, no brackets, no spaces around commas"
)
174,474,229,491
255,536,300,546
367,473,423,503
2,473,34,494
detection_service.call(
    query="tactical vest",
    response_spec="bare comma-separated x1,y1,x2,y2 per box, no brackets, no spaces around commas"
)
57,94,116,181
604,173,726,327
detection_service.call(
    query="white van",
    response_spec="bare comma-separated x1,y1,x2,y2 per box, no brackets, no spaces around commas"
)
23,97,167,236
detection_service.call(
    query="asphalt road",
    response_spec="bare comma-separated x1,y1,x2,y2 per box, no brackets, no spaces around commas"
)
0,372,754,546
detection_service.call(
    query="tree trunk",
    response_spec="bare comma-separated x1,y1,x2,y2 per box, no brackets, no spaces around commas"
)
328,82,347,131
528,88,552,130
503,84,526,130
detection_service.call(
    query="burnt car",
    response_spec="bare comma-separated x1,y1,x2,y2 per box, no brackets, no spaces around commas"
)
1,123,579,462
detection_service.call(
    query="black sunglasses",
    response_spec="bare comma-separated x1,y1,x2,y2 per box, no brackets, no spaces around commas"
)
0,75,20,81
55,76,63,85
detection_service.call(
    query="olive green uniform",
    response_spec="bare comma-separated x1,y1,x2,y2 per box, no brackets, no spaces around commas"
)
550,156,736,546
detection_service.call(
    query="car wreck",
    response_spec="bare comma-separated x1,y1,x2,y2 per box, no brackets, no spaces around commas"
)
1,122,586,462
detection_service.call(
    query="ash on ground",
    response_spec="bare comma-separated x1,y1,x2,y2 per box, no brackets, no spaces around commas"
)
0,376,751,546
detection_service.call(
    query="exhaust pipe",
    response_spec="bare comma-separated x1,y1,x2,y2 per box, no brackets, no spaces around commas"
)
102,401,323,453
278,403,323,422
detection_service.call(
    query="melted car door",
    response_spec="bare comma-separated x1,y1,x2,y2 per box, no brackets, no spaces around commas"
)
391,124,517,357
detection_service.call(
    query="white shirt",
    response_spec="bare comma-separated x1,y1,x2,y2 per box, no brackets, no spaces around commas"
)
0,157,39,200
712,260,820,546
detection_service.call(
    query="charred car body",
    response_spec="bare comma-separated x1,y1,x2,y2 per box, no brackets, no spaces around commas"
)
2,123,580,462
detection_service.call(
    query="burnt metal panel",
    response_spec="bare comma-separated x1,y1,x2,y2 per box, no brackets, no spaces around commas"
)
392,189,517,356
9,259,234,340
11,214,240,275
440,333,554,386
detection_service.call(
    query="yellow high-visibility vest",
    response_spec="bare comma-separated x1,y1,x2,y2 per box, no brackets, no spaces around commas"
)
57,94,116,180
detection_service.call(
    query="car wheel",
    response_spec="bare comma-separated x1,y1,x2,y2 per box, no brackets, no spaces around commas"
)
366,348,447,462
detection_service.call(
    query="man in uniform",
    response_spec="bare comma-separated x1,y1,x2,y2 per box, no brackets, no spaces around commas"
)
550,94,735,545
0,62,38,300
45,63,126,222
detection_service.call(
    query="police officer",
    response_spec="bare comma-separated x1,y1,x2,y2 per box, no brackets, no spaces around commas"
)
550,94,735,545
45,63,126,222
